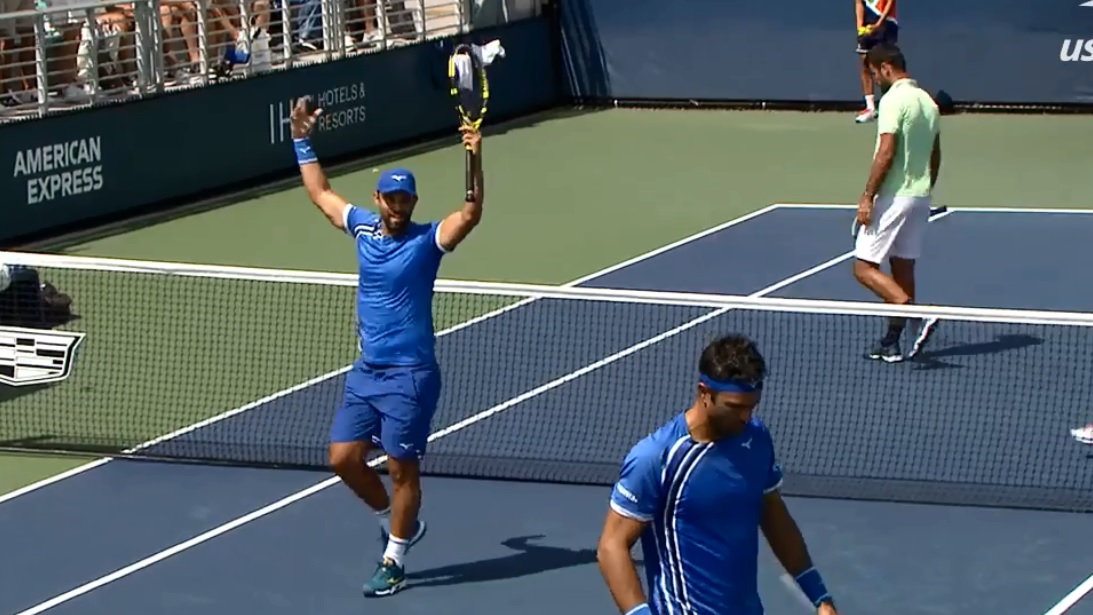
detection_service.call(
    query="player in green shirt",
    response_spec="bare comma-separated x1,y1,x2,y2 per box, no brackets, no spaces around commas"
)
853,45,943,363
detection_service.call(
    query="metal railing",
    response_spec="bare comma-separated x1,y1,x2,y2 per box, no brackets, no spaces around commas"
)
0,0,532,120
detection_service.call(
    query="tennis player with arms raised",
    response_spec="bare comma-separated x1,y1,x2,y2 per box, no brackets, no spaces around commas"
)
854,45,942,363
597,334,838,615
289,97,484,597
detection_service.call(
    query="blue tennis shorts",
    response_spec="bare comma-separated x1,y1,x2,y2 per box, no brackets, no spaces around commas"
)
856,21,899,54
329,359,442,460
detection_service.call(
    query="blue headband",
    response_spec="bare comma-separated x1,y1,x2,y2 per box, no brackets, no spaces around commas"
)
700,374,763,394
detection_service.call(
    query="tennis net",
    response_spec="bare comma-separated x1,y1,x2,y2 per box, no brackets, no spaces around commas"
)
2,251,1092,512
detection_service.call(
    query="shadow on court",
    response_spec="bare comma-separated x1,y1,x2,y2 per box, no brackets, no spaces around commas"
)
407,534,628,589
910,333,1043,371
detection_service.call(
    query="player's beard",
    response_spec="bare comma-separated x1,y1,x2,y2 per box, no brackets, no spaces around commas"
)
708,412,748,439
876,71,896,94
382,211,410,235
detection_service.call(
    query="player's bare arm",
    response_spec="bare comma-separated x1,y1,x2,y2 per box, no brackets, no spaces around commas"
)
857,131,898,226
290,97,351,231
597,508,649,614
870,0,895,31
437,127,485,252
854,0,864,30
930,133,942,188
760,491,839,615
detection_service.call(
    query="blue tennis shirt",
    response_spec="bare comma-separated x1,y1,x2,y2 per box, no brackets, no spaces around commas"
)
610,413,784,615
343,203,448,367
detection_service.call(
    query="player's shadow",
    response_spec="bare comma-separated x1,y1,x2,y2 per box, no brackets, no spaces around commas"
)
407,534,640,589
910,334,1042,371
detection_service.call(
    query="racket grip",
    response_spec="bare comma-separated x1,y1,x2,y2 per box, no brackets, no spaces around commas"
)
464,148,475,202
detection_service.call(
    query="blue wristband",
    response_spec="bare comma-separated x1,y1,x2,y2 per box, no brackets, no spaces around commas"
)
294,138,317,165
794,568,832,606
623,604,651,615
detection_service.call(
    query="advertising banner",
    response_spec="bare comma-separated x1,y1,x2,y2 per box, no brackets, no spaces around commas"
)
1,16,559,244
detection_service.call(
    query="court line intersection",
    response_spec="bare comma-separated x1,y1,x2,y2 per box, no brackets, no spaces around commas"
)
12,207,958,615
0,204,784,506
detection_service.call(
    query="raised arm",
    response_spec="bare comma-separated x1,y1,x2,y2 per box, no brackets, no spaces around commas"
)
436,128,484,252
290,97,352,231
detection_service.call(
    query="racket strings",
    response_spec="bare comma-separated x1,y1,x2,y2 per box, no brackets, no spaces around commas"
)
451,50,486,126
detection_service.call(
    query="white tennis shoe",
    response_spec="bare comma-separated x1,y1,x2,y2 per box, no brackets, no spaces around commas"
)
1070,423,1093,445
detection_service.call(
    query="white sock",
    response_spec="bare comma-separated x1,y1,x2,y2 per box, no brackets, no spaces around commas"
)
865,95,875,110
375,506,391,528
383,536,409,567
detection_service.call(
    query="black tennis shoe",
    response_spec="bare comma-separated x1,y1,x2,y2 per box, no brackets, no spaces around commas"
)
866,339,903,363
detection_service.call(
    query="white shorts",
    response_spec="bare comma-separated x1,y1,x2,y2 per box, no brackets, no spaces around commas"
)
854,194,932,264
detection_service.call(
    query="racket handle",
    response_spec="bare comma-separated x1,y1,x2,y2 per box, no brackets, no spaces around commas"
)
464,147,475,203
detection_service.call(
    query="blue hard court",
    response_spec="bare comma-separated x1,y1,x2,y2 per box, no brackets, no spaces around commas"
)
2,204,1093,615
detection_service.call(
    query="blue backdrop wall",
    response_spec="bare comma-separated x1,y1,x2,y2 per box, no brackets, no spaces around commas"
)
559,0,1093,105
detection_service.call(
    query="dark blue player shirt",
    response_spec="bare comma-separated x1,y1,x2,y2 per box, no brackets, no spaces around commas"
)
343,205,448,367
610,413,784,615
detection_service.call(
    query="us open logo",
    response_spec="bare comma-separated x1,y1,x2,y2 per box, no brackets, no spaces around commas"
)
1060,0,1093,61
0,326,86,387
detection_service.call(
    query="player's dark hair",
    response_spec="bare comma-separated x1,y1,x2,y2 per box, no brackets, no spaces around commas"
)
698,333,767,386
865,44,907,72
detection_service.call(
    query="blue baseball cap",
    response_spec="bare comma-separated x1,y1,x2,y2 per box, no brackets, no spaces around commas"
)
376,168,417,196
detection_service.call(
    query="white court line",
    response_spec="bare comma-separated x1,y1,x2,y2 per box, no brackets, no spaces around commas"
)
786,200,1093,615
0,203,783,506
1042,573,1093,615
772,202,1093,215
12,208,954,615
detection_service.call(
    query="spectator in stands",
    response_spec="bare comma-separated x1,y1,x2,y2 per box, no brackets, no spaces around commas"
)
0,0,36,106
77,5,134,92
157,0,245,82
854,0,898,124
344,0,384,47
240,0,271,44
222,0,272,66
0,0,93,105
288,0,322,51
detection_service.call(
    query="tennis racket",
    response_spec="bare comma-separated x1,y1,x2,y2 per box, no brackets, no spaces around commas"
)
448,44,489,202
851,205,949,237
